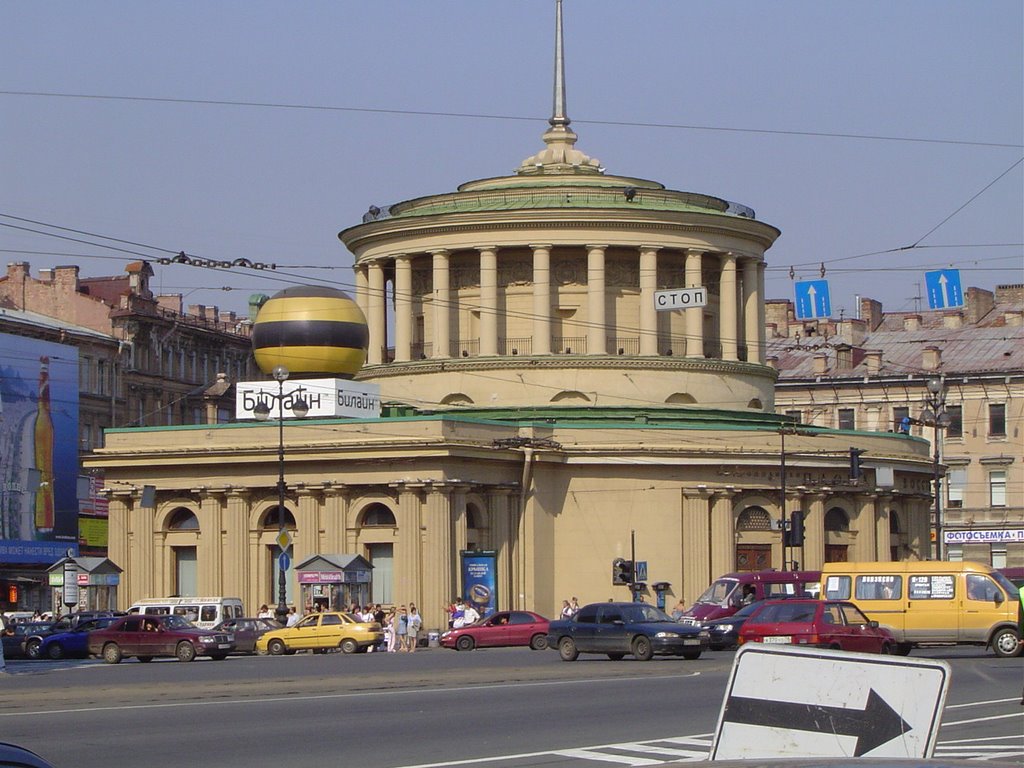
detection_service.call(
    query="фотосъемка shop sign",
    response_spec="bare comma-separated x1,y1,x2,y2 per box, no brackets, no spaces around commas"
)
943,529,1024,544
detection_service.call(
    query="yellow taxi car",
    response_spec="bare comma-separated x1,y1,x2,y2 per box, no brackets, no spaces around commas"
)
255,611,383,655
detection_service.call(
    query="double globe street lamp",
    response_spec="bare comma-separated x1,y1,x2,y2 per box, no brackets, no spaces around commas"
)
919,376,951,560
253,365,309,626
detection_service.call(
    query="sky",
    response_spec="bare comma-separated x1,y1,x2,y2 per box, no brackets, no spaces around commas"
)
3,1,1022,322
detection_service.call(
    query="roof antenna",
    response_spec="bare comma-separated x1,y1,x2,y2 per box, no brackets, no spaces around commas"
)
552,0,569,129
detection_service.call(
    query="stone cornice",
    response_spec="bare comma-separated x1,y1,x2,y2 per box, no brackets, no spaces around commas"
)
359,355,778,381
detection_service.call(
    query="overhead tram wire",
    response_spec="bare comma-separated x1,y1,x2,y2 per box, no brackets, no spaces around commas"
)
1,90,1021,150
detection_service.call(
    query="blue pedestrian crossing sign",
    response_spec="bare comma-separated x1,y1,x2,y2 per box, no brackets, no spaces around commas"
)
278,552,291,572
794,280,832,320
925,269,963,310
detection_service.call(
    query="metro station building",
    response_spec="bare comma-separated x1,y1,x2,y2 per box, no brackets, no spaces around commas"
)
86,12,935,632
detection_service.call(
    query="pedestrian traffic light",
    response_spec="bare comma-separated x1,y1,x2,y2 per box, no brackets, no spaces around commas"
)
612,558,634,585
784,511,805,547
849,447,866,480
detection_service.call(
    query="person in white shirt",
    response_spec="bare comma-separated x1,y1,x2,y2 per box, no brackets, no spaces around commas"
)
285,607,301,627
462,603,480,626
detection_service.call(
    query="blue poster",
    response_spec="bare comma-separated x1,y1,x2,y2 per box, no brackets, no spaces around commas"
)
0,333,81,563
461,550,497,617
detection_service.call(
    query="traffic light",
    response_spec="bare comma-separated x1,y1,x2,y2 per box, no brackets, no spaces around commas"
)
849,447,866,480
612,558,634,585
783,511,805,547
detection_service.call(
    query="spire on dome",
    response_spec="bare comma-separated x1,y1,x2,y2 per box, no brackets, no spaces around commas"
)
517,0,602,176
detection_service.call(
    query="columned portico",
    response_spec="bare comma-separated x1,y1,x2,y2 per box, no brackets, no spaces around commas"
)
743,257,759,363
685,249,704,357
367,261,386,365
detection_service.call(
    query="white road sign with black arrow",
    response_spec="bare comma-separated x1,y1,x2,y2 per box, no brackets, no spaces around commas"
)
711,644,950,760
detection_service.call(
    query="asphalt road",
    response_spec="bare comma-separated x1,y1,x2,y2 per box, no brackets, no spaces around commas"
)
1,645,1021,767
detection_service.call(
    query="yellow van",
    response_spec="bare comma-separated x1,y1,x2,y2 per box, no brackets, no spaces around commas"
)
821,561,1021,658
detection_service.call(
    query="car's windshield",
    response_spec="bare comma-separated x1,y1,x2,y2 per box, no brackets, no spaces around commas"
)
991,570,1020,599
694,578,738,605
621,605,673,623
161,615,194,630
731,602,762,618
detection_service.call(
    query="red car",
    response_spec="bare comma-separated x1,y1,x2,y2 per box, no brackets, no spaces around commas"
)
87,613,235,663
737,599,895,654
440,610,549,651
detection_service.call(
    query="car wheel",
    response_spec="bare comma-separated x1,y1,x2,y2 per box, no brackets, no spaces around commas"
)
529,634,548,651
24,639,42,660
340,638,358,654
682,649,702,660
632,636,654,661
175,641,197,662
455,635,475,652
558,637,579,662
880,643,892,655
991,627,1021,658
137,656,153,663
268,639,286,656
607,652,626,661
209,653,228,661
46,643,64,660
895,643,913,656
102,643,122,664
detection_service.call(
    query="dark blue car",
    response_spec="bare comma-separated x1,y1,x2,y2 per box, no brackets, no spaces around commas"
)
26,616,121,660
546,601,709,661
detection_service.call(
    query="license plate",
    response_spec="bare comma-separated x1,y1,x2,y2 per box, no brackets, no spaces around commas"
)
218,643,231,649
683,638,700,645
762,635,792,644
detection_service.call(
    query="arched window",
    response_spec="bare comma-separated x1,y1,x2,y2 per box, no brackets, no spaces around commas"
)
824,507,850,532
360,504,397,527
737,506,773,531
465,504,483,530
262,507,296,529
747,398,763,410
167,508,199,530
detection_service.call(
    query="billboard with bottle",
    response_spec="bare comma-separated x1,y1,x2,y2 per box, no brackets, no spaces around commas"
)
0,333,80,563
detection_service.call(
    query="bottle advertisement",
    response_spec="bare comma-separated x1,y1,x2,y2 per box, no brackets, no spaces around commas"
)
0,333,80,563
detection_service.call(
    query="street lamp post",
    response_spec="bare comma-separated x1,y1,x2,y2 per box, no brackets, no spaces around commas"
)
920,376,950,560
253,365,308,626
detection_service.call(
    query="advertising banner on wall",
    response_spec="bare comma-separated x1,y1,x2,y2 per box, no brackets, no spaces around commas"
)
0,333,80,563
461,550,497,617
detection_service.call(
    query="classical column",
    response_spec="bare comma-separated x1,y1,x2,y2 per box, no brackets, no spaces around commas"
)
710,491,737,578
354,264,369,320
586,245,607,355
531,244,552,354
851,493,877,562
107,496,131,607
431,249,451,359
224,489,251,608
478,246,498,356
295,488,321,563
875,495,893,561
682,489,712,605
684,249,704,357
198,491,224,595
719,252,738,361
367,260,386,365
395,483,424,608
452,485,469,556
394,254,412,362
742,258,760,363
757,262,767,365
423,485,454,632
487,488,516,611
639,245,660,355
322,486,348,554
129,492,155,601
802,493,827,570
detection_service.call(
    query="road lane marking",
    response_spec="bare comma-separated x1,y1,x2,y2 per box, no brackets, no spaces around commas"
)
554,749,662,765
0,671,701,718
943,712,1024,727
946,697,1020,709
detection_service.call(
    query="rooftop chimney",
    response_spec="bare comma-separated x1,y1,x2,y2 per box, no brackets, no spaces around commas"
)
923,345,942,371
904,315,922,331
865,349,883,374
964,287,994,324
860,297,883,331
1004,310,1023,326
813,352,829,376
942,312,963,329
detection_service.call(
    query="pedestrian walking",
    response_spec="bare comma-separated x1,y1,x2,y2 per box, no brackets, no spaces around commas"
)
407,606,423,652
396,605,409,651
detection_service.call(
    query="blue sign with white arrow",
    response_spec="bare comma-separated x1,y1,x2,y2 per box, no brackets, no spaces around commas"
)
278,552,291,572
925,269,963,310
794,280,832,320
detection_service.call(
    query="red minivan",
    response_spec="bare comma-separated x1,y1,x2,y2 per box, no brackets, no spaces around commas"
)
680,570,821,624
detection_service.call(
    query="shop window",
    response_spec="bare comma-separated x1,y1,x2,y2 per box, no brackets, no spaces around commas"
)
988,404,1006,437
991,547,1007,569
174,547,198,597
989,470,1007,507
946,468,966,508
367,543,393,604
